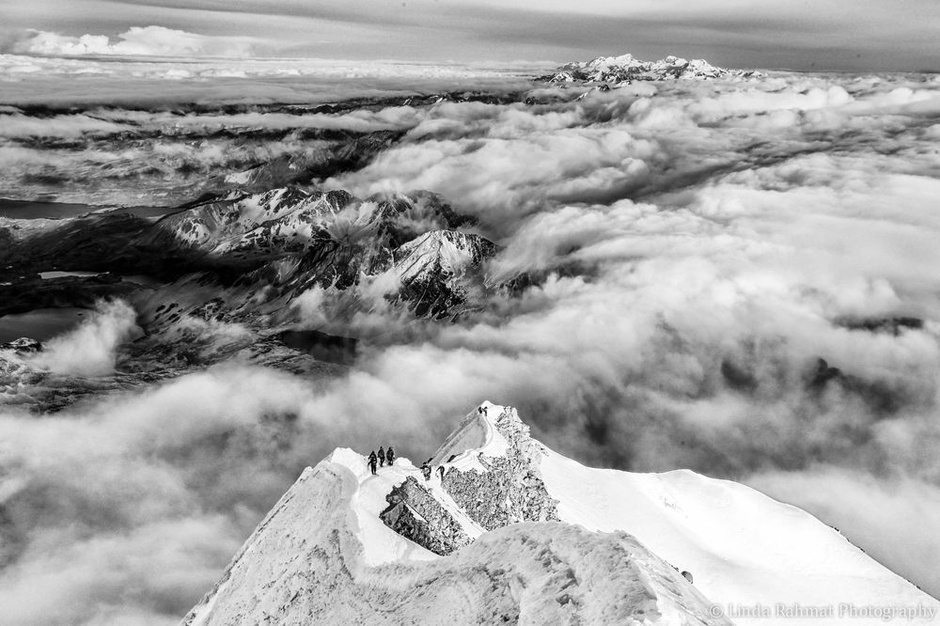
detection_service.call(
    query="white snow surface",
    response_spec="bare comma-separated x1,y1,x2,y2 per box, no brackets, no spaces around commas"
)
184,403,939,626
184,431,724,625
424,403,939,624
430,400,509,472
541,450,939,625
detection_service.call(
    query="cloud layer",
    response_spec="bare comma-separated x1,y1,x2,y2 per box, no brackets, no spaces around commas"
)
10,26,256,58
3,68,940,623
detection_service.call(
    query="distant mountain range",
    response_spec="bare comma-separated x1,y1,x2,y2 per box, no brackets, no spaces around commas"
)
540,53,758,85
0,184,507,410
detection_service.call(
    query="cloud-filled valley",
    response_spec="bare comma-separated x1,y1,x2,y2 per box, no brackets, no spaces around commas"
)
2,60,940,623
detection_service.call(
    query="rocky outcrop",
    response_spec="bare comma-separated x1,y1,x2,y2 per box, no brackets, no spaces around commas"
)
441,454,559,531
441,407,559,530
379,405,559,555
380,476,472,556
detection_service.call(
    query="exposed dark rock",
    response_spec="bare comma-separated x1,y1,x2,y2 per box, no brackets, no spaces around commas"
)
440,408,560,531
277,330,357,366
835,316,924,336
380,476,472,556
0,337,43,353
720,358,759,392
379,406,560,555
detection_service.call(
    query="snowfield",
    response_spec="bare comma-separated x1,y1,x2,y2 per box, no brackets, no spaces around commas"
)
184,403,938,625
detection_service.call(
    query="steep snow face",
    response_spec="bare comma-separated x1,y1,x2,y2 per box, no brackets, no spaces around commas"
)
534,426,940,625
184,443,726,626
540,53,750,85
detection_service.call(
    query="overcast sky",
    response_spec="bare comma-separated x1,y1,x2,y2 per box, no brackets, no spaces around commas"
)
1,1,938,73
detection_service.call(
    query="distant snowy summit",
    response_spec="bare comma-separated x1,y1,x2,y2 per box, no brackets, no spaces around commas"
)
540,53,755,85
184,403,937,626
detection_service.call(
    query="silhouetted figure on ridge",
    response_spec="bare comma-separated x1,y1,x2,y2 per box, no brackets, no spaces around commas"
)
421,459,432,481
378,447,386,467
368,451,378,475
386,447,395,465
437,465,445,481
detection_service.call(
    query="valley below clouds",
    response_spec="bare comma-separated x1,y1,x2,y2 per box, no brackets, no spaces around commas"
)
2,55,940,623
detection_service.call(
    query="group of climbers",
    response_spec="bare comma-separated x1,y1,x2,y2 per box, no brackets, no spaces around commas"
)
367,446,395,475
419,459,448,482
369,405,488,478
366,447,450,482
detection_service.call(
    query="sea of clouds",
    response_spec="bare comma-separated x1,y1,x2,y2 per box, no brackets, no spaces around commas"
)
2,64,940,624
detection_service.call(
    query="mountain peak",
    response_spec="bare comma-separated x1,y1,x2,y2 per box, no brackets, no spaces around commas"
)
184,402,727,625
185,403,938,626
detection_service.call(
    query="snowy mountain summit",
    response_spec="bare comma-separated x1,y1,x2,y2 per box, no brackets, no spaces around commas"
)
540,53,751,85
184,403,938,625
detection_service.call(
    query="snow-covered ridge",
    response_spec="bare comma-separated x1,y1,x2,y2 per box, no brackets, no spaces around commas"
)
144,187,498,318
540,53,756,85
183,427,726,625
184,403,939,625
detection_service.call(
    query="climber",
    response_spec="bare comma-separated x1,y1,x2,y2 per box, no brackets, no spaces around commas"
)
378,446,386,467
368,450,378,475
421,459,432,481
386,446,395,465
437,465,445,481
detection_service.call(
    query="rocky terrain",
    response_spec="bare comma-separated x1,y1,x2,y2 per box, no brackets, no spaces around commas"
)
0,184,503,410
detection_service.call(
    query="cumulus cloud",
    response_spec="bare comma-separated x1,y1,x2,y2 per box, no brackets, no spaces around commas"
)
11,26,256,58
32,300,140,376
321,73,940,593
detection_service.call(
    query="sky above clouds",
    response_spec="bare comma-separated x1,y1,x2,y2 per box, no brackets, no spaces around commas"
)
1,0,939,70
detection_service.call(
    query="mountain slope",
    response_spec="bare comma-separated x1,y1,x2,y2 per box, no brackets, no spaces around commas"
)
184,403,939,625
